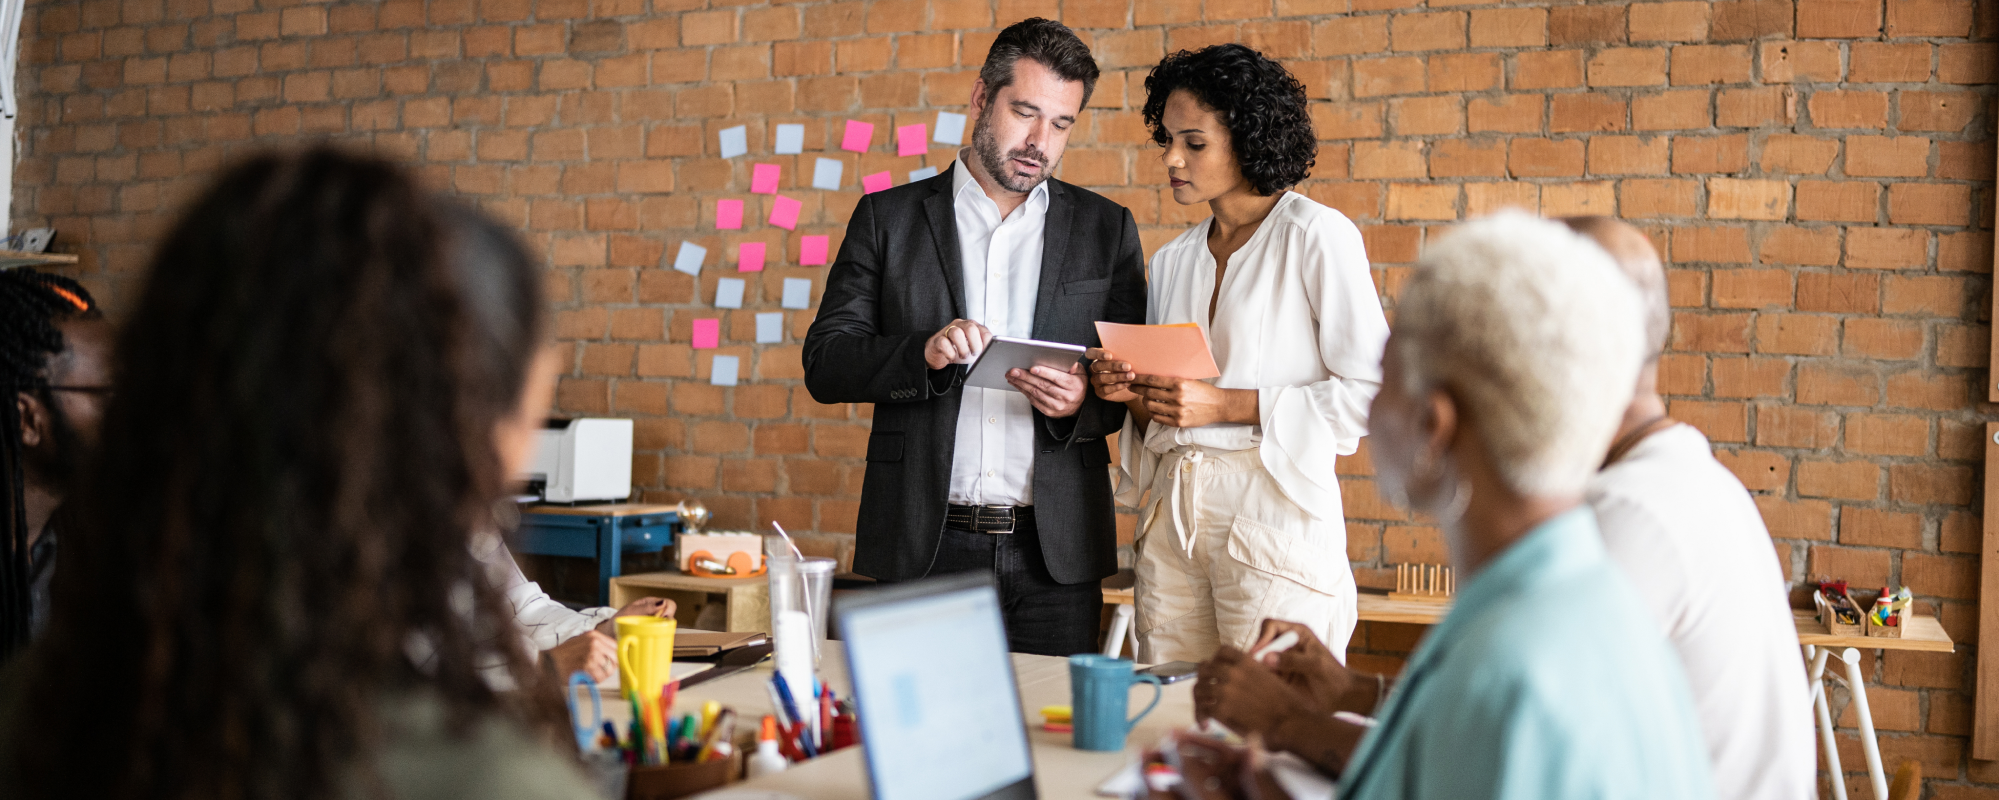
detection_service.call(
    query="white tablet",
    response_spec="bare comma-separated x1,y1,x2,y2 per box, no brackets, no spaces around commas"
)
962,336,1086,392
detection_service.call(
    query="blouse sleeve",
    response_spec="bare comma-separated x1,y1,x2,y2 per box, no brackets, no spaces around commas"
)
1255,211,1390,521
1112,247,1171,510
471,531,617,652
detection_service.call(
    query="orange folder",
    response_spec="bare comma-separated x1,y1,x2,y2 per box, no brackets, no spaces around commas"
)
1093,322,1222,380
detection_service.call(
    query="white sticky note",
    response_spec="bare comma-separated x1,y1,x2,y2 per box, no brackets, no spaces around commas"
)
781,278,813,310
714,277,746,309
774,124,805,154
673,241,706,276
934,111,967,145
755,312,784,343
710,355,740,386
909,166,939,182
812,158,843,190
718,125,748,158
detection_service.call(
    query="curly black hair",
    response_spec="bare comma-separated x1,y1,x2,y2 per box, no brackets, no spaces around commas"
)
1142,44,1317,197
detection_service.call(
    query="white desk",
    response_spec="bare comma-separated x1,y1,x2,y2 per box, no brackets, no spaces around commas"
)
656,648,1190,799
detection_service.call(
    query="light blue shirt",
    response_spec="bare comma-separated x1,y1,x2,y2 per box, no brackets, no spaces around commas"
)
1339,507,1715,800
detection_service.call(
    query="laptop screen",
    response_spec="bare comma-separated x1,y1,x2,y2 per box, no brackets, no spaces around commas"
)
839,575,1035,800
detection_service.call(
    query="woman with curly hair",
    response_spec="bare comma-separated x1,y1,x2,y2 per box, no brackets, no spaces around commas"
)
1,148,596,800
1089,44,1388,664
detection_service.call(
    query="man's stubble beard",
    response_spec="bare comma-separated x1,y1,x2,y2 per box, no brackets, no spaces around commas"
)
972,104,1056,195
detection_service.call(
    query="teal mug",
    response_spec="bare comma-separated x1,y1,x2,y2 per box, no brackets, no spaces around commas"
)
1068,654,1163,752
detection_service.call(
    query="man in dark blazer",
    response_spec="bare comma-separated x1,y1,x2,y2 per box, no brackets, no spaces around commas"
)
803,18,1145,656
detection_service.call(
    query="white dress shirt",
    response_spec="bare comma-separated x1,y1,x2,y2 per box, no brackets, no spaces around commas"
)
1588,424,1815,800
1115,191,1388,521
947,152,1051,506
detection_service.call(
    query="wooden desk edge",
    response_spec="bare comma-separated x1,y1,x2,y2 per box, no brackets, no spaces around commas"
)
521,503,683,517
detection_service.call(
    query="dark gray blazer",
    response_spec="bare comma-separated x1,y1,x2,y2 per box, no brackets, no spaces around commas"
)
802,167,1146,585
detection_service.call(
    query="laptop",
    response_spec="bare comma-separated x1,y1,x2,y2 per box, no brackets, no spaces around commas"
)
834,572,1037,800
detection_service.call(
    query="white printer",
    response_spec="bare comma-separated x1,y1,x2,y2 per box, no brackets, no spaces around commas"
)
521,418,633,503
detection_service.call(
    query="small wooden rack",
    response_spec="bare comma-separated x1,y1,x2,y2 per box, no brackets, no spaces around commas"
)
1389,562,1454,604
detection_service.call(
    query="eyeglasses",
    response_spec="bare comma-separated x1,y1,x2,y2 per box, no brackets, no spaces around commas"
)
46,385,115,399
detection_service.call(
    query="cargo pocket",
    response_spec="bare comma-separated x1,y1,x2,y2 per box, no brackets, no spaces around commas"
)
1224,514,1344,595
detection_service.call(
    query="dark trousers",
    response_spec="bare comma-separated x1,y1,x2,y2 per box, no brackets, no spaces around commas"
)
923,515,1102,657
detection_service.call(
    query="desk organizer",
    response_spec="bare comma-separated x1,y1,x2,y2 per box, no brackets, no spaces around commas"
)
1815,584,1865,637
627,752,739,800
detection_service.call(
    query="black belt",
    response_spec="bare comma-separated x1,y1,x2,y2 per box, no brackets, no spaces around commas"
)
946,504,1032,533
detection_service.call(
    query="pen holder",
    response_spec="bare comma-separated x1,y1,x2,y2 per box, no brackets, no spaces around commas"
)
1865,591,1906,639
1815,588,1864,637
627,753,738,800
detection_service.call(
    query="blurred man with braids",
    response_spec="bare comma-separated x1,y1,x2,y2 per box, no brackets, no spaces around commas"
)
0,268,110,659
2,149,595,799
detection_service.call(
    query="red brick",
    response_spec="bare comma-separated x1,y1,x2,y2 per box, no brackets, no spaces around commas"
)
1798,364,1882,406
1707,178,1788,220
1808,544,1892,587
1718,448,1790,492
1849,41,1931,83
1551,94,1626,133
1670,44,1752,85
1841,318,1922,361
1713,357,1790,398
1796,0,1882,38
1809,90,1890,130
1711,0,1794,40
1845,227,1926,270
1796,271,1879,312
1846,412,1928,456
1898,90,1979,133
1550,5,1626,45
1513,50,1583,90
1712,268,1791,308
1888,183,1970,226
1796,181,1878,223
1890,463,1972,505
1758,496,1832,540
1587,47,1668,87
1634,89,1712,130
1761,40,1842,81
1757,404,1836,447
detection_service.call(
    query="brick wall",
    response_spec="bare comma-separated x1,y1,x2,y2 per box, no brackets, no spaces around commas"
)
11,0,1998,793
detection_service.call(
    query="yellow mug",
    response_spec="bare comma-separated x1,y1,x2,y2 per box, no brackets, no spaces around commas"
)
617,616,678,702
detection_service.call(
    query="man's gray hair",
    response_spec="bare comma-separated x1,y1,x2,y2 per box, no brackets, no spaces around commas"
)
1388,212,1647,497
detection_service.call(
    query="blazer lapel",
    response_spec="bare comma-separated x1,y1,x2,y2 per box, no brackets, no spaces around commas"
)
921,168,967,320
1030,180,1072,339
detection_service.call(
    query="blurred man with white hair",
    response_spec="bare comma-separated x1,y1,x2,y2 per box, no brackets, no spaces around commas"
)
1563,217,1812,800
1192,212,1713,799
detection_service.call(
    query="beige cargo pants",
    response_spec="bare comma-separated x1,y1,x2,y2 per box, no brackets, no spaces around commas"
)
1133,446,1356,665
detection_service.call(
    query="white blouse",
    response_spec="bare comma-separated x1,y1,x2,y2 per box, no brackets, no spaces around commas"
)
1114,192,1389,521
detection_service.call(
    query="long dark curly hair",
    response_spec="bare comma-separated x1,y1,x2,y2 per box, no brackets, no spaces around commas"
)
0,267,99,660
1142,44,1317,196
12,147,552,799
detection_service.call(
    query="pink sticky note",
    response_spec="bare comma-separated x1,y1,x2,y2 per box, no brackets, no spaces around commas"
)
840,120,875,153
897,124,928,157
800,235,830,266
715,199,743,230
750,163,780,194
738,241,766,272
861,171,892,194
692,318,720,350
768,194,802,231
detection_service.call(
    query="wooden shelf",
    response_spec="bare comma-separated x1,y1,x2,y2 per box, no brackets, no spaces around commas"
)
0,251,77,269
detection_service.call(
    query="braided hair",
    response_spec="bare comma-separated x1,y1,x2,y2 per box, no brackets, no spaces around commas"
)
0,267,98,660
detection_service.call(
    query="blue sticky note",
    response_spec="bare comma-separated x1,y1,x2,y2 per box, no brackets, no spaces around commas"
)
781,278,812,310
710,355,740,387
774,124,805,155
718,125,748,158
673,241,706,276
755,312,784,344
812,158,843,191
908,166,939,182
715,277,746,309
934,112,967,145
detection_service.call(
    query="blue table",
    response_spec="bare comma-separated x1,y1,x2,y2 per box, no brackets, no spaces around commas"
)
516,503,684,605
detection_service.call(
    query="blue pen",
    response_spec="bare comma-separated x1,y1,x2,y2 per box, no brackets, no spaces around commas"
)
772,674,819,758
